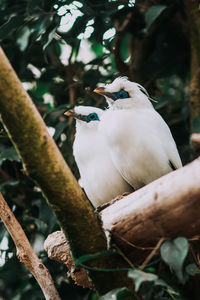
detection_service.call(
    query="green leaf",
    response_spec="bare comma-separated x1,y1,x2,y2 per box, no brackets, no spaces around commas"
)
160,237,189,283
191,114,200,133
0,180,20,193
154,279,179,298
98,287,132,300
128,269,178,295
145,5,167,29
27,0,41,15
120,33,131,61
0,145,20,166
30,217,48,232
43,28,57,50
91,43,103,57
17,26,31,51
0,16,25,40
186,264,200,276
35,81,51,97
29,16,53,46
128,269,158,292
44,105,69,124
53,122,68,141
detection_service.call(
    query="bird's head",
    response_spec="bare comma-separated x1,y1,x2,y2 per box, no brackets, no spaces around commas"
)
93,77,153,109
64,106,103,129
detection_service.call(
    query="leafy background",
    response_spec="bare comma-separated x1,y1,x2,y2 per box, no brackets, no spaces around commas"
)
0,0,197,299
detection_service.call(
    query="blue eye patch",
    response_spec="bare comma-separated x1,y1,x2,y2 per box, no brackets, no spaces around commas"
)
76,112,99,123
113,89,130,100
86,113,100,123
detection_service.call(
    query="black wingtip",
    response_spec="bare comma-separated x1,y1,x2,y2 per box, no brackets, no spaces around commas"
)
169,160,176,171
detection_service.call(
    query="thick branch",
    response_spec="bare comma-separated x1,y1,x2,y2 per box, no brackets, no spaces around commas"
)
101,158,200,262
0,47,133,295
0,193,61,300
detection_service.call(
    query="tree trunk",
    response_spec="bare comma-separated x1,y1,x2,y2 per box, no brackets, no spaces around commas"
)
0,46,132,296
184,0,200,122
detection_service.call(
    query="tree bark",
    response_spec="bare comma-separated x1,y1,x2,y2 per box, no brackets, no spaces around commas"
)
44,231,93,289
0,46,133,296
191,133,200,157
184,0,200,122
0,193,61,300
101,158,200,262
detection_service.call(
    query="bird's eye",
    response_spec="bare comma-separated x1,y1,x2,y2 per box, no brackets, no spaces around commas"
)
87,113,100,122
114,89,130,100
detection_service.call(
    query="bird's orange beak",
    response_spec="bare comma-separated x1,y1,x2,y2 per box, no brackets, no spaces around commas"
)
64,109,76,117
93,87,106,95
93,87,117,100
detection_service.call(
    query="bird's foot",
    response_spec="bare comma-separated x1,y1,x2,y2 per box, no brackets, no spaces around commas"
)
96,192,131,212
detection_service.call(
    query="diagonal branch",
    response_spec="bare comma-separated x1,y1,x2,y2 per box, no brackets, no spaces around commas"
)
0,193,61,300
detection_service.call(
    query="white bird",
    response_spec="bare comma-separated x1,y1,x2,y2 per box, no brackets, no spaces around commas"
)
65,105,133,207
94,77,182,190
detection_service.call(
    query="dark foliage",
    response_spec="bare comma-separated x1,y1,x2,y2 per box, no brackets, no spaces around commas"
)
0,0,197,299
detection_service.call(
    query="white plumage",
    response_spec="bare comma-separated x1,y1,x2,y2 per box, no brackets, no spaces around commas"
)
65,105,133,207
94,77,182,190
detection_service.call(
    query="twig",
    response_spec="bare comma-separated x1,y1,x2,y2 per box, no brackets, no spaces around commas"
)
114,232,155,251
0,193,61,300
140,238,165,271
115,12,133,32
114,244,135,269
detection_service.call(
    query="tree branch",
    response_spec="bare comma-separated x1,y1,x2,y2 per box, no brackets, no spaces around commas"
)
101,158,200,263
0,193,61,300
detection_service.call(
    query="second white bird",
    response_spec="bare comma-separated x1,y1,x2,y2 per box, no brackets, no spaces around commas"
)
65,105,133,207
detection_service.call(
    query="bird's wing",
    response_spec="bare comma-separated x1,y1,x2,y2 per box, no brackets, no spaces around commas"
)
169,160,177,170
153,111,182,169
99,108,182,190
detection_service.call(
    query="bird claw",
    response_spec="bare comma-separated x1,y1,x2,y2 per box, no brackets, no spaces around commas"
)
96,192,131,213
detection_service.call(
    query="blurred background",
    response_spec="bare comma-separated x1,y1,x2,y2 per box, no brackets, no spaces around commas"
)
0,0,193,299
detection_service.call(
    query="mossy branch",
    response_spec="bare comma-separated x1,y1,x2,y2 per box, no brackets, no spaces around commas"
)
0,47,133,296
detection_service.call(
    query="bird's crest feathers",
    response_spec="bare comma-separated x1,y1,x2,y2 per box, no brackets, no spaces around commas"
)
102,77,155,108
